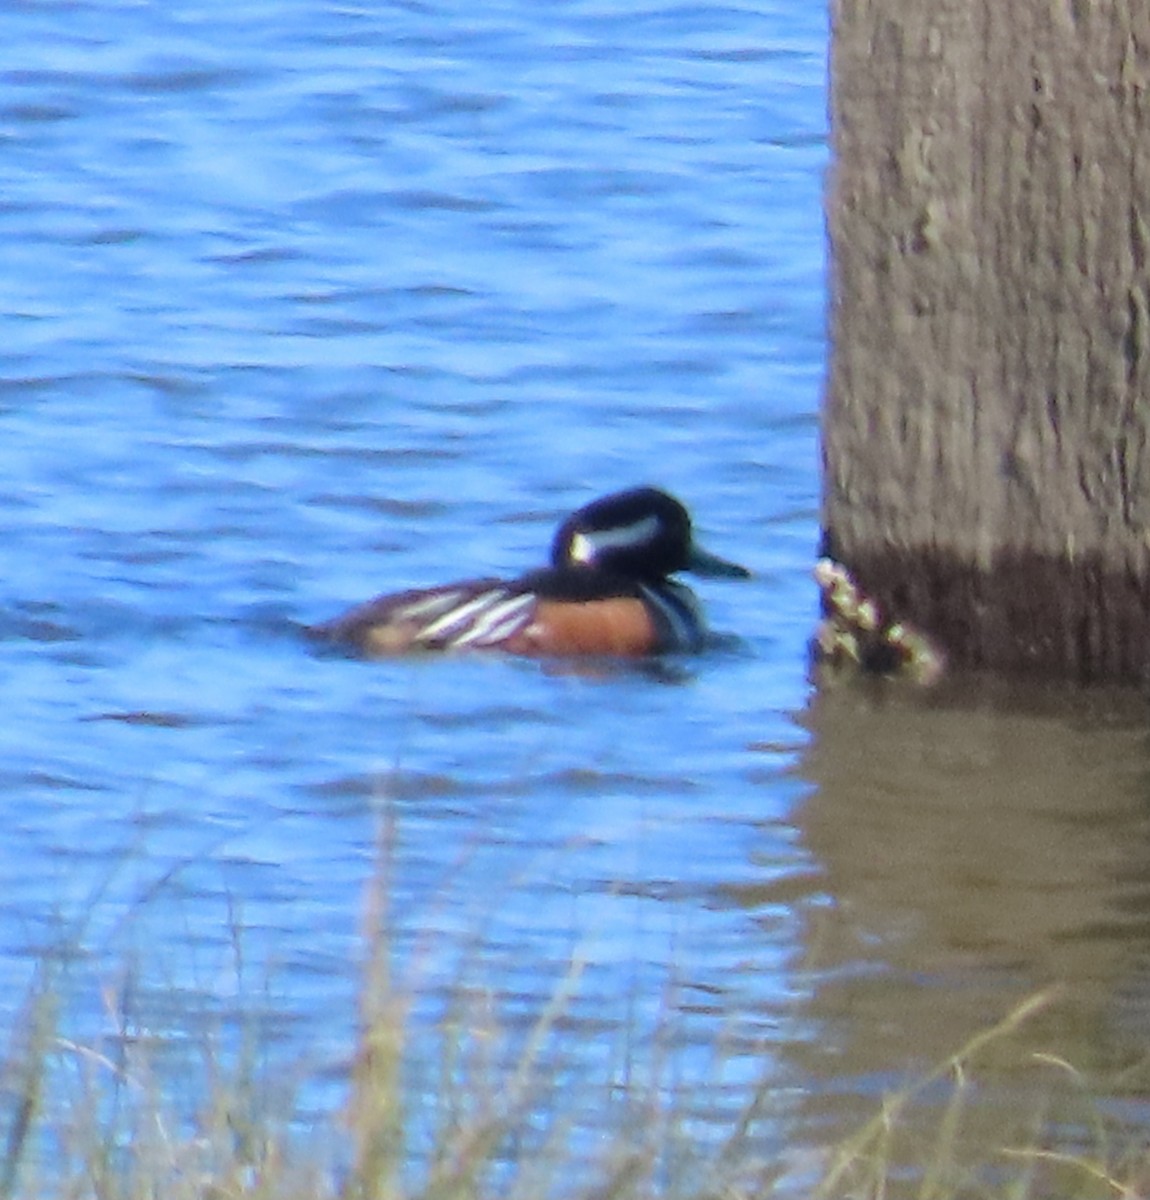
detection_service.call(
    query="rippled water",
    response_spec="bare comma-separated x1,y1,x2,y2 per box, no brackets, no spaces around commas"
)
6,1,1150,1192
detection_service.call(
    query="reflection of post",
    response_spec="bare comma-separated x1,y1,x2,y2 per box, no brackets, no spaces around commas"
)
785,682,1150,1165
824,0,1150,682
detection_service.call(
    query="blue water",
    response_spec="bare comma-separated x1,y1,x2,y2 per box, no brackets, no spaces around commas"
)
2,0,822,1153
9,1,1150,1192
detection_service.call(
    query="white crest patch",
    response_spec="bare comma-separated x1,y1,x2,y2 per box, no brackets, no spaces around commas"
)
568,515,660,564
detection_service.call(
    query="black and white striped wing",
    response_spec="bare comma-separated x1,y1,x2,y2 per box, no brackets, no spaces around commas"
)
403,583,538,649
309,579,538,653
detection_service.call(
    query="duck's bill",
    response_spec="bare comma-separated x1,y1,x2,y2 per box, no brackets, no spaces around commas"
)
687,544,752,579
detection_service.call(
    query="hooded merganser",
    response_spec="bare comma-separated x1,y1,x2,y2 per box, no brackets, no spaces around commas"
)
308,486,750,657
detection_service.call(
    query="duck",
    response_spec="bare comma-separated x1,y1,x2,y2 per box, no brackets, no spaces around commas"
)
307,486,750,657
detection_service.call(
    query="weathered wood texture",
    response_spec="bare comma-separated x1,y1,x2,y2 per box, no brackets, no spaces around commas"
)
824,0,1150,680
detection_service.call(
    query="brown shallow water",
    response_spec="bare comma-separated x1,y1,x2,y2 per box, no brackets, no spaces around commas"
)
769,674,1150,1190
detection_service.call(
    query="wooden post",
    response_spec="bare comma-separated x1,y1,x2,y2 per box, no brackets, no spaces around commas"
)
824,0,1150,681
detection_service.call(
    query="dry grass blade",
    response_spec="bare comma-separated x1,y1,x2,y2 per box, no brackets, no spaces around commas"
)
0,983,58,1200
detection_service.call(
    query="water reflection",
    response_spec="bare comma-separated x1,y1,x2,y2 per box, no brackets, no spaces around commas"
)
784,674,1150,1177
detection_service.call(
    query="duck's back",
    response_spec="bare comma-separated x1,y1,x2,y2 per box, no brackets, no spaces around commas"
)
308,579,536,654
306,570,704,657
